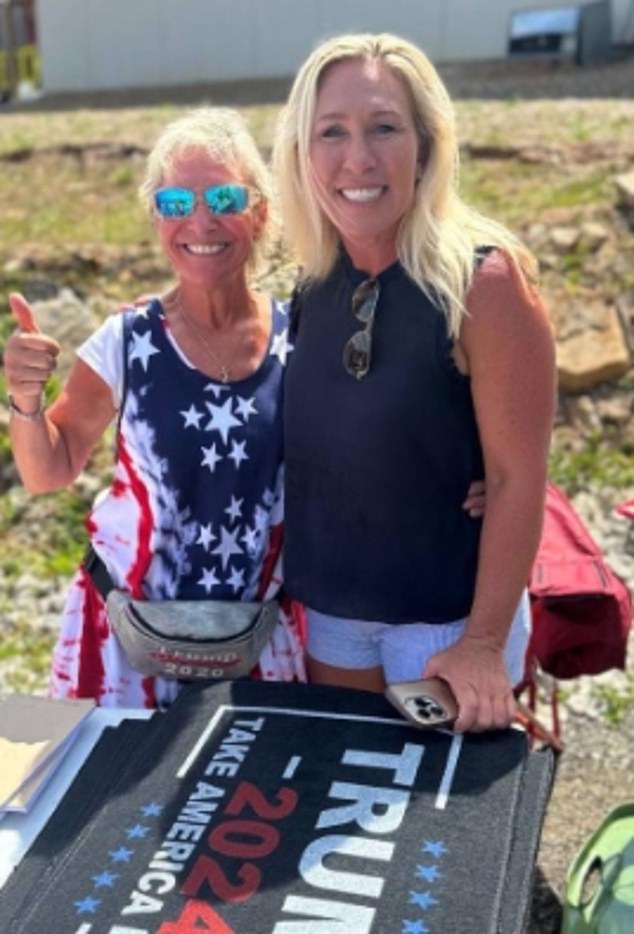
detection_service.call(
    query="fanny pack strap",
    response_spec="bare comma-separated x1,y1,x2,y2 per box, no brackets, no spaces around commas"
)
84,547,116,601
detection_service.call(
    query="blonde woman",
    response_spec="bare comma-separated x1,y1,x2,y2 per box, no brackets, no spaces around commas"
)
274,33,556,732
5,107,305,706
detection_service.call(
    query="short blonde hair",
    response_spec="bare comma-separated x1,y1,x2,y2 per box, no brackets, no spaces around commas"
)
273,33,536,337
139,106,275,274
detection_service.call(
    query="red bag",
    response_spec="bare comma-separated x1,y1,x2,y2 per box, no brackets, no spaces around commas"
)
616,497,634,520
528,483,632,679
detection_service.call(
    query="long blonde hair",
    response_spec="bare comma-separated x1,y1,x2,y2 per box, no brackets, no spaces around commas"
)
273,33,536,337
139,106,276,275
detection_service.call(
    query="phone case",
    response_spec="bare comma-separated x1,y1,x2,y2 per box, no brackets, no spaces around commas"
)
385,678,458,729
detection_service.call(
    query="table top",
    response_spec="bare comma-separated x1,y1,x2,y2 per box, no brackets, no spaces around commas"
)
0,706,154,889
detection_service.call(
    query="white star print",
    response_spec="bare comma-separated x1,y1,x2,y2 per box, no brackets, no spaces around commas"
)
197,523,216,551
129,331,160,371
226,564,245,594
212,525,243,570
262,487,275,506
270,328,291,365
228,439,248,468
225,496,243,522
201,443,222,473
235,396,258,421
198,566,221,594
254,504,270,532
205,397,242,444
180,404,205,429
205,383,229,399
241,525,259,555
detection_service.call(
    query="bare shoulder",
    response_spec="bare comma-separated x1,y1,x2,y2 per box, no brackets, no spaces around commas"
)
463,249,552,339
460,249,555,387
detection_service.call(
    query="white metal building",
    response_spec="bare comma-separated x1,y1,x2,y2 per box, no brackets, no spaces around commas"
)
36,0,634,94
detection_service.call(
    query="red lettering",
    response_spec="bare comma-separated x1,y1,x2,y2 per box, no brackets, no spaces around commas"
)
180,854,260,903
224,781,298,821
208,820,279,859
158,898,235,933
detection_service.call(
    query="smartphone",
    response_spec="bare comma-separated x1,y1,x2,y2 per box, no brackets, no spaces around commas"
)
385,678,458,729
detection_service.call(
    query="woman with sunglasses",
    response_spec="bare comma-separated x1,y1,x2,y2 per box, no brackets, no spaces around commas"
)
274,33,556,733
4,107,305,706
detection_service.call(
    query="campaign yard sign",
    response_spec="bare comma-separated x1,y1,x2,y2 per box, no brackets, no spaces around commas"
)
1,682,555,934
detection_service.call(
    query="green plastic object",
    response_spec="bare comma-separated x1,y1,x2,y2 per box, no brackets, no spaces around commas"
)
562,803,634,933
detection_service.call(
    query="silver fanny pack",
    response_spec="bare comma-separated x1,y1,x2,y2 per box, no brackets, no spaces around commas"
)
106,590,279,680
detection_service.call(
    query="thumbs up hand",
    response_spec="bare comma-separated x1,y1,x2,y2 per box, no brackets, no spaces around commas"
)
4,292,61,413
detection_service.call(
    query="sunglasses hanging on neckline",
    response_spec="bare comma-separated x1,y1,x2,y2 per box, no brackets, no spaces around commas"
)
342,277,380,380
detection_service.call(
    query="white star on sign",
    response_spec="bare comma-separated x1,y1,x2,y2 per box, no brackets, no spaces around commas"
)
228,439,248,468
197,523,216,551
205,397,242,444
225,496,243,522
198,566,221,594
201,443,222,473
180,404,205,429
235,395,258,421
226,564,245,594
212,525,243,570
129,330,160,372
270,328,291,365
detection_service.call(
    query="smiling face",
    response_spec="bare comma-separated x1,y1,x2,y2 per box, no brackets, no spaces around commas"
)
309,56,422,272
154,148,265,290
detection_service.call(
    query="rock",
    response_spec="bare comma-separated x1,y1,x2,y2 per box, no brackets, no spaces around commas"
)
553,297,631,392
563,395,602,434
3,257,25,275
596,395,632,425
28,288,101,382
526,223,548,247
549,227,580,253
579,222,609,252
539,253,560,271
615,171,634,210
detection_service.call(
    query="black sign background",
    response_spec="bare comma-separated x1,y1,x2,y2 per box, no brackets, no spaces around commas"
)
2,682,555,934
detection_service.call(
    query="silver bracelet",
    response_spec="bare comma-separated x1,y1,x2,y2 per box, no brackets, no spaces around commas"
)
7,394,44,422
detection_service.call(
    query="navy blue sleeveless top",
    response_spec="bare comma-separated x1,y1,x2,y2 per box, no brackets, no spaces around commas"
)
284,253,484,623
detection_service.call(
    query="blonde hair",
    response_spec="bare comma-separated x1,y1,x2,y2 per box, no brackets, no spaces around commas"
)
273,33,536,337
139,106,275,274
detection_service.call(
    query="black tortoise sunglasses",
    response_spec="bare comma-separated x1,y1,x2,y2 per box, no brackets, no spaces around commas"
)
342,278,380,380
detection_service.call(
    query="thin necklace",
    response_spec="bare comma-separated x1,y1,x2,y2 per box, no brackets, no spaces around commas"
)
176,303,233,384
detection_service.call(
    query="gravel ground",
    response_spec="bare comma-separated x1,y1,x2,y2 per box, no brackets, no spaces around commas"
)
528,697,634,932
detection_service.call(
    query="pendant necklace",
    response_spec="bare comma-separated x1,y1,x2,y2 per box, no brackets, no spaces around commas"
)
176,303,233,384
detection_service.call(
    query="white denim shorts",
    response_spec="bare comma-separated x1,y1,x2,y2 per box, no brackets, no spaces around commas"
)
306,590,531,687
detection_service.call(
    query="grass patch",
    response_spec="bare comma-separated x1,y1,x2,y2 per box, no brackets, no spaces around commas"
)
0,158,147,247
461,160,611,228
592,681,634,726
549,435,634,496
0,621,54,694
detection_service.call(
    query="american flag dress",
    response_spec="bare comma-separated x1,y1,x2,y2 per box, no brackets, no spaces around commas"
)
50,299,306,707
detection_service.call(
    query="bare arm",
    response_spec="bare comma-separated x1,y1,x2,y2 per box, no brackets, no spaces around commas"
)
423,252,556,732
5,293,117,493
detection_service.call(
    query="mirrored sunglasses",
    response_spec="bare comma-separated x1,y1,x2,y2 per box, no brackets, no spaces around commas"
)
154,183,251,219
342,278,380,380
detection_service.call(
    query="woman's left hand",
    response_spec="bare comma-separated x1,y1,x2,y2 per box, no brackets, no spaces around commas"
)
422,634,516,733
462,479,486,518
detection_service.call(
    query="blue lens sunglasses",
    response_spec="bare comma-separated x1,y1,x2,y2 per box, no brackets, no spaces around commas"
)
154,183,252,219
